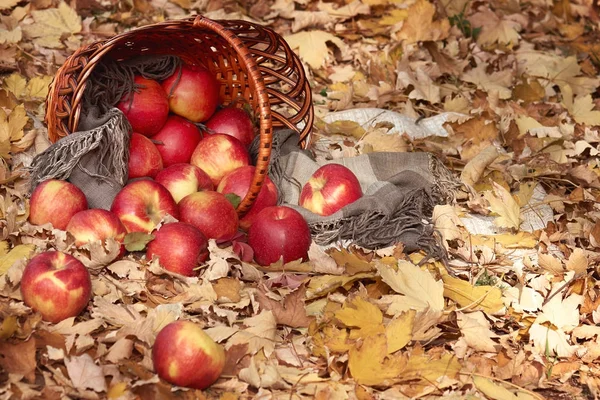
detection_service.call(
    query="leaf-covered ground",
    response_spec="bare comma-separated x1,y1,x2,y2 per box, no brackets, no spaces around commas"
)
2,0,600,399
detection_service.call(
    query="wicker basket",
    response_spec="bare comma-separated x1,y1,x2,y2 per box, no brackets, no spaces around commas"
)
44,15,313,215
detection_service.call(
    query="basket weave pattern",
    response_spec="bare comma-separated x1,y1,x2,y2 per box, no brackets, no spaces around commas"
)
45,15,313,215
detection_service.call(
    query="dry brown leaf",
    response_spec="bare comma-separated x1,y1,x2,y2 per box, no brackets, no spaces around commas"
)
65,353,107,392
256,284,314,328
483,182,521,230
284,30,347,69
397,0,450,43
0,338,36,382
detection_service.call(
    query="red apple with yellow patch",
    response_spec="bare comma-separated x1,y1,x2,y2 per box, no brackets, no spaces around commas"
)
146,222,209,276
20,251,92,323
299,164,362,216
179,191,239,241
191,133,250,186
66,209,127,255
111,180,179,233
217,165,278,231
29,179,88,231
154,163,213,203
153,320,225,389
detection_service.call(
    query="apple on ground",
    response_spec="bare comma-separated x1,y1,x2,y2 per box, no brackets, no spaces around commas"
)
299,164,363,216
217,165,278,231
162,65,220,122
111,180,179,233
248,206,311,266
154,163,214,203
179,191,239,241
66,209,127,255
153,320,225,389
205,106,255,147
128,132,163,179
117,76,169,137
20,251,92,323
29,179,88,231
152,115,202,167
146,222,209,276
191,133,250,186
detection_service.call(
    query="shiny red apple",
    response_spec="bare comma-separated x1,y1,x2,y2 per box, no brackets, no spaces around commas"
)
146,222,209,276
179,191,239,241
205,107,255,147
248,206,311,266
162,65,220,122
152,115,202,167
299,164,362,216
128,132,163,179
29,179,88,231
20,251,92,323
217,166,278,231
154,163,214,203
191,133,250,186
111,180,179,233
153,320,225,389
66,209,127,254
117,76,169,137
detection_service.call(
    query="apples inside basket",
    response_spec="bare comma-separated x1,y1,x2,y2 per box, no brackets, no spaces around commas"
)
42,15,314,215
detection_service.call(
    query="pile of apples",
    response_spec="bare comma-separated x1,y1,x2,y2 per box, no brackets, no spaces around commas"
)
22,63,367,390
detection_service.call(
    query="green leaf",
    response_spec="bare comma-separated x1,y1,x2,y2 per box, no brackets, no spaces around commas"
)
124,232,154,252
225,193,241,209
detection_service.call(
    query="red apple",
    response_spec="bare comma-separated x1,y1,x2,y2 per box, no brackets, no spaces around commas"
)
179,191,239,241
66,209,127,255
190,133,250,186
162,65,220,122
152,115,202,167
29,179,88,231
217,166,278,231
20,251,92,323
154,163,214,203
153,320,225,389
111,180,179,233
299,164,363,216
248,206,311,266
205,107,255,147
117,76,169,137
146,222,209,276
128,132,163,179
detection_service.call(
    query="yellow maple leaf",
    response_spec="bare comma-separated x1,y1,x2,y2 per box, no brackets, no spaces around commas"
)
483,182,521,230
442,274,504,314
25,76,54,100
469,9,523,46
461,63,513,99
377,260,444,313
0,105,29,159
0,244,35,276
21,2,81,48
381,9,408,25
284,30,347,69
2,73,26,98
397,0,450,43
568,95,600,125
401,349,461,384
348,333,407,386
386,309,415,354
469,232,538,248
0,26,21,44
335,297,384,338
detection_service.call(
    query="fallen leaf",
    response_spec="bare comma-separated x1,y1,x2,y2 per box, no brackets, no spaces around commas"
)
396,0,450,43
386,309,415,353
0,243,34,276
65,353,107,392
442,274,504,314
284,30,347,69
335,296,384,338
256,284,314,328
348,333,406,386
483,182,521,230
0,338,36,382
456,311,499,353
213,277,242,303
377,260,444,313
462,63,513,99
568,95,600,125
468,9,523,46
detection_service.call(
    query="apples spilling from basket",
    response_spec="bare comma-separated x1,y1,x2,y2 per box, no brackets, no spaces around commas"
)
23,63,365,327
